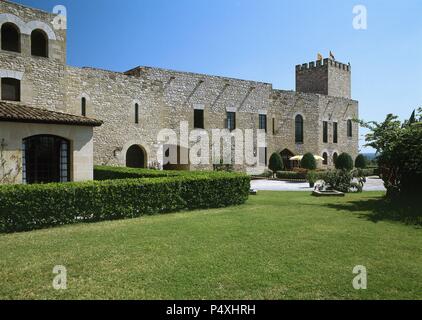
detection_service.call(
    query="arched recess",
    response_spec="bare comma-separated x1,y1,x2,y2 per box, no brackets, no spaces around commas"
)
322,152,328,165
126,145,147,168
280,148,295,170
295,114,304,144
332,152,339,166
163,145,190,171
22,135,71,184
26,20,57,40
1,22,20,52
31,29,48,57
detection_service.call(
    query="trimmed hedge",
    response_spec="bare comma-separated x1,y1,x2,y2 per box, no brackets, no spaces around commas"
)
276,171,307,180
94,166,180,180
335,153,354,171
0,171,250,233
355,154,367,169
301,153,317,170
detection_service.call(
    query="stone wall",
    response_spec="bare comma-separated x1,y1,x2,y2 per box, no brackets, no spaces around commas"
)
64,66,165,167
0,1,360,173
296,58,351,99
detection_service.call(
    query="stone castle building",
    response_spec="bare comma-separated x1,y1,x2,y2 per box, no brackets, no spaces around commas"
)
0,1,358,183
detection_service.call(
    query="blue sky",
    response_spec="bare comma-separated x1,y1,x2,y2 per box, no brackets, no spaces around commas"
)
13,0,422,152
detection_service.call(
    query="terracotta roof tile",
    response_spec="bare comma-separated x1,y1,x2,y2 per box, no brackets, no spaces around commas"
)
0,102,103,127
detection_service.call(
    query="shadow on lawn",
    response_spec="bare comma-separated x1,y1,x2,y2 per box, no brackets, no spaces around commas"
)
324,196,422,226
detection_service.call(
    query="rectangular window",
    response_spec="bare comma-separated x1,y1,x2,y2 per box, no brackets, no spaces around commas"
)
194,109,204,129
259,114,267,133
135,103,139,124
272,118,275,135
323,121,328,143
1,78,20,101
226,112,236,131
333,122,338,143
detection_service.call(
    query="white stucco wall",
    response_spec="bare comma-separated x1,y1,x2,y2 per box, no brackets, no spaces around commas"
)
0,121,94,183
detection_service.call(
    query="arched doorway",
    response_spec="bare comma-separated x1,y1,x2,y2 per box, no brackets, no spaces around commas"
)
126,145,147,168
280,149,295,170
163,145,190,171
22,135,70,184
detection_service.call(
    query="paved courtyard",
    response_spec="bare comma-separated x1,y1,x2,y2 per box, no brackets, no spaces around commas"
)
251,177,386,192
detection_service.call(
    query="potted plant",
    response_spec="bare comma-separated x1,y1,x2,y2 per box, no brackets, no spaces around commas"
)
306,170,318,188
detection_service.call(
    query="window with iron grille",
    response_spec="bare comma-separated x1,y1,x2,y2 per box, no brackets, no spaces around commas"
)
22,135,70,184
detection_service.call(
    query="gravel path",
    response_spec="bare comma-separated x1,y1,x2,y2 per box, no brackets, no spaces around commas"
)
251,177,386,192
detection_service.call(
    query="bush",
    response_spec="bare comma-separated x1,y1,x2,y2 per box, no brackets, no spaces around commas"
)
352,168,376,177
306,170,319,184
335,153,354,171
94,166,179,180
355,154,367,169
268,153,284,175
0,171,250,233
276,171,306,180
322,169,355,193
301,153,316,170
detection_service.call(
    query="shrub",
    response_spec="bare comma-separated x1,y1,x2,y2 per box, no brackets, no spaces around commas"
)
268,153,284,175
335,153,354,171
352,168,376,177
322,169,355,193
306,171,319,184
0,171,250,233
301,153,317,170
94,166,178,180
276,171,306,180
355,154,367,169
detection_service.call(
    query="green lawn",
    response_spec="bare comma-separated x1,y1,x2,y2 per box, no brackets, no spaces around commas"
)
1,191,421,300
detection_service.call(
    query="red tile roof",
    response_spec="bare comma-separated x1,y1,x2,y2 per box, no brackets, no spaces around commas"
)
0,102,103,127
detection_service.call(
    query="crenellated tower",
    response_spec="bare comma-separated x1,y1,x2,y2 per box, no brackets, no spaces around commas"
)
296,58,351,99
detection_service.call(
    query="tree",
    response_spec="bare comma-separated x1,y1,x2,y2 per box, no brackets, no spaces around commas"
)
268,152,283,176
301,153,316,170
359,108,422,199
335,153,354,171
355,154,367,169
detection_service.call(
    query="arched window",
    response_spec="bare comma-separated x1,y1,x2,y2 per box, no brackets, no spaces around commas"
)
322,152,328,165
1,78,20,101
333,152,338,166
295,115,304,143
31,29,48,57
347,119,353,137
81,97,86,116
22,135,70,184
135,103,139,124
1,23,20,52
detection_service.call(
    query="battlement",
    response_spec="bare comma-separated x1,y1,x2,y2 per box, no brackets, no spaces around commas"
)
295,57,352,99
296,58,351,72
